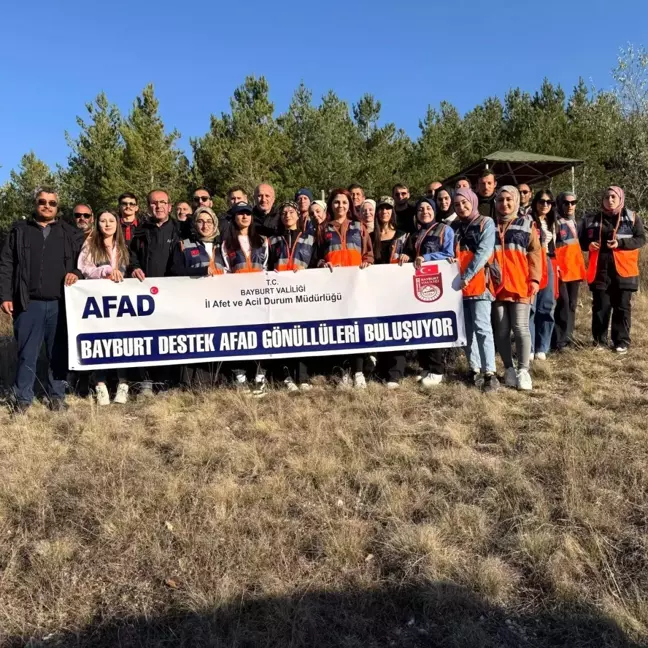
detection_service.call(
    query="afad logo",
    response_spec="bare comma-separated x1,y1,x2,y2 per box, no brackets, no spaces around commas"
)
413,265,443,303
81,286,158,319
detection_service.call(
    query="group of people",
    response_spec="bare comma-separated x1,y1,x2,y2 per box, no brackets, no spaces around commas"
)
0,171,644,411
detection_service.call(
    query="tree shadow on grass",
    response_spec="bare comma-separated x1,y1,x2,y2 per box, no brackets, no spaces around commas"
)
6,582,643,648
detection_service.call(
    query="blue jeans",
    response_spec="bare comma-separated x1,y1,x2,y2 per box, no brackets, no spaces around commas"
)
13,300,67,405
463,298,496,373
530,256,556,354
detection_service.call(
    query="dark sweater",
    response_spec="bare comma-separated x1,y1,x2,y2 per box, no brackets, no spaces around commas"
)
395,204,417,234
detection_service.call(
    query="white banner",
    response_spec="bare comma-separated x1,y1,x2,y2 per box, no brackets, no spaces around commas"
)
65,263,466,370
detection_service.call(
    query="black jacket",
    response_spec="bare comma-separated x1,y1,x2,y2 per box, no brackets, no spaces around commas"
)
579,209,646,291
0,218,83,311
477,194,496,219
252,206,281,237
128,218,182,278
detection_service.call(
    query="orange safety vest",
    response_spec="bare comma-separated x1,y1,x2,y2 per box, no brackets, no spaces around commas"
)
269,225,315,272
322,220,363,267
225,239,268,273
387,232,409,264
455,215,494,297
555,217,586,282
491,216,534,299
586,209,640,284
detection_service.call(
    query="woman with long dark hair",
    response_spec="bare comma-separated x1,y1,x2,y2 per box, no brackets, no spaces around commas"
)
318,188,373,389
77,209,131,405
222,202,269,396
528,189,558,361
435,186,459,231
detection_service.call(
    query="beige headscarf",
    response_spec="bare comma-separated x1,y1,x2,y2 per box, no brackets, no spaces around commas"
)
192,206,219,242
496,186,520,222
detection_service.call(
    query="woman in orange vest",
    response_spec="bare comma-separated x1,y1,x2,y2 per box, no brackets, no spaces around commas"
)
221,201,269,396
268,201,317,391
490,186,542,391
453,188,498,392
579,186,645,353
528,190,558,361
318,188,373,389
553,191,586,351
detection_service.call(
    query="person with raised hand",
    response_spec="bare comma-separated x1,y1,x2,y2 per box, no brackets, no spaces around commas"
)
77,209,131,405
453,188,498,392
318,188,373,390
553,191,586,351
579,186,645,354
408,197,455,390
490,186,542,391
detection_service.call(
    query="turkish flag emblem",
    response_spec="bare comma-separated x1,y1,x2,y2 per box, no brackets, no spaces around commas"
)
413,264,443,303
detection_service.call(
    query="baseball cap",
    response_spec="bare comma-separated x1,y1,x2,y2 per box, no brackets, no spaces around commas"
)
229,201,254,216
377,196,395,208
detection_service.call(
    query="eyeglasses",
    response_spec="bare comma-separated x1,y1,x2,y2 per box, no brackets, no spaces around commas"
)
120,201,137,207
520,190,532,195
37,199,58,207
563,200,577,206
149,200,169,206
538,199,554,206
195,219,213,226
193,195,210,203
74,213,92,219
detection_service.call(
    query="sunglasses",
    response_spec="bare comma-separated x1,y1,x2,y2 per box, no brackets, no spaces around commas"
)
520,190,532,195
120,200,137,207
563,200,577,206
538,199,554,206
194,195,210,203
74,213,92,219
38,199,58,207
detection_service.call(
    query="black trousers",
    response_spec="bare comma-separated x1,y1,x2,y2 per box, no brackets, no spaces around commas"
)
553,280,580,349
377,353,406,382
275,358,309,384
418,348,445,375
591,286,633,347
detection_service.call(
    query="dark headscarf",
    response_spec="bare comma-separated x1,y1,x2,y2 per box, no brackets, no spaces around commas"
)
435,185,455,220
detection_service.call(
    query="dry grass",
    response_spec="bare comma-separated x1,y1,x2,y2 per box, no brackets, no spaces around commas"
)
0,292,648,647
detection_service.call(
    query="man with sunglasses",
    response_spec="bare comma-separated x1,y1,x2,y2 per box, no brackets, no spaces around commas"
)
0,187,83,413
118,192,140,242
73,204,94,238
518,184,532,216
192,188,213,210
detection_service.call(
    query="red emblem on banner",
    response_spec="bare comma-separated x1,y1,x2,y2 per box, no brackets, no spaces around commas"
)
413,264,443,303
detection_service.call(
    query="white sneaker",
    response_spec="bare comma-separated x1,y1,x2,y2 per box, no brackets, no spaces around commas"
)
96,383,110,406
529,353,535,362
354,372,367,389
139,381,154,398
252,373,267,398
113,383,129,404
299,383,313,392
504,367,518,388
517,368,533,391
284,377,299,392
386,381,400,390
233,370,248,388
535,352,547,361
339,373,352,389
421,373,443,389
615,345,628,355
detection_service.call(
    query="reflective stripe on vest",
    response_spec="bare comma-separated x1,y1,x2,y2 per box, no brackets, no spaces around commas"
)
555,218,586,282
455,215,493,297
182,239,226,275
586,210,639,283
491,216,532,299
389,233,409,264
269,228,315,271
414,222,446,259
323,220,363,267
226,241,267,273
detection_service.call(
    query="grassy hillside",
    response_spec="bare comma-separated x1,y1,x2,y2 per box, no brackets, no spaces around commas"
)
0,295,647,647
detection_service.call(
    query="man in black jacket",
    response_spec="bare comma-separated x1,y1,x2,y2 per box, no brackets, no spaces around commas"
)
128,189,182,395
0,187,83,412
477,169,497,218
253,183,280,236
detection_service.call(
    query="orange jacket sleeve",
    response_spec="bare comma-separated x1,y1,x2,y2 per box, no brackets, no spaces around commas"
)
527,225,542,284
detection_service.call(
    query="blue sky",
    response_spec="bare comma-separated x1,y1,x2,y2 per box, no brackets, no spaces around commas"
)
1,0,647,183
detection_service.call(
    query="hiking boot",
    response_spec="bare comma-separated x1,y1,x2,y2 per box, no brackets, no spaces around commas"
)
10,400,31,415
504,367,517,388
299,383,313,392
535,352,547,361
96,384,110,406
251,373,267,398
49,398,69,412
233,370,248,389
353,372,367,390
516,368,533,391
284,377,299,392
139,381,154,398
473,372,485,389
113,383,129,404
386,381,400,390
339,373,352,389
